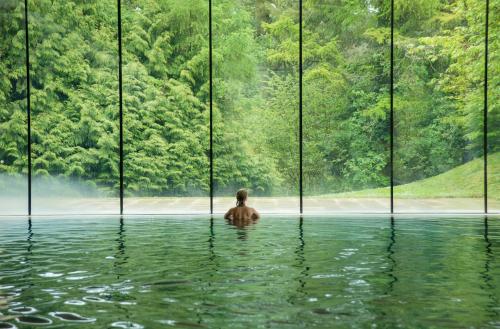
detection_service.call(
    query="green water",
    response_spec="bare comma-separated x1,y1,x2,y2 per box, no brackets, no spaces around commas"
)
0,216,499,328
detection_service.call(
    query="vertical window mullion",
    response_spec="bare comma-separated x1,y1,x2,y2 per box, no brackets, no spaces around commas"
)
390,0,394,214
118,0,124,215
484,0,489,214
24,0,32,216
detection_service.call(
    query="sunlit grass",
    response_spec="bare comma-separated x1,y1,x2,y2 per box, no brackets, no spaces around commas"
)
323,152,500,199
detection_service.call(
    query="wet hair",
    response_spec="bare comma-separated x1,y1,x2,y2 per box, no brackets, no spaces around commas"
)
236,189,248,207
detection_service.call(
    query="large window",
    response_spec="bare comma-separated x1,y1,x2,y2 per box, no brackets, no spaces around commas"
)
122,0,210,214
212,0,299,213
303,0,390,212
0,0,28,215
29,0,119,214
0,0,497,215
394,0,485,212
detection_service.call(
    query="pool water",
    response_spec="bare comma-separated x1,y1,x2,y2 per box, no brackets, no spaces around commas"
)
0,216,499,328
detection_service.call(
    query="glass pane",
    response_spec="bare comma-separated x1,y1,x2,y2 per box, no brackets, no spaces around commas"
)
123,0,210,214
213,0,299,213
303,0,391,213
30,0,119,214
394,0,485,212
0,0,28,215
489,0,499,212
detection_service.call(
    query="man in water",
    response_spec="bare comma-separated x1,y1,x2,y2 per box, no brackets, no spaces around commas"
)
224,189,260,222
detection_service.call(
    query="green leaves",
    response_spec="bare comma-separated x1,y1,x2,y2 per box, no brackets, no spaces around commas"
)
0,0,495,200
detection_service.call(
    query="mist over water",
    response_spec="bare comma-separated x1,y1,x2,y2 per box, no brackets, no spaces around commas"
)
32,176,115,198
0,174,119,214
0,174,114,198
0,174,27,214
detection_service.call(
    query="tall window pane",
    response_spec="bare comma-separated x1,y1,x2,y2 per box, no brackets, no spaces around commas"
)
303,0,391,213
30,0,119,214
394,0,485,212
489,0,499,212
213,0,299,213
0,0,28,215
123,0,210,214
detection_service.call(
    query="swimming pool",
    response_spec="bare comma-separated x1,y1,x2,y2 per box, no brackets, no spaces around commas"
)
0,216,499,328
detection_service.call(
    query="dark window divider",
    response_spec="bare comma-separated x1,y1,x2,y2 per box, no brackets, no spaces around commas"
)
209,0,214,214
484,0,489,213
299,0,303,214
390,0,395,214
24,0,32,216
118,0,124,215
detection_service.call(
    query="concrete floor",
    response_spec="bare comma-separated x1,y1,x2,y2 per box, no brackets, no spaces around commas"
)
1,196,499,215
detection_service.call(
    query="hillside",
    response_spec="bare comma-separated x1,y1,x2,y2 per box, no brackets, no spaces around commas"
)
328,153,500,199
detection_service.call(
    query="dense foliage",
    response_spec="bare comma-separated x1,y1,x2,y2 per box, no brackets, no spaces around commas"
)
0,0,497,197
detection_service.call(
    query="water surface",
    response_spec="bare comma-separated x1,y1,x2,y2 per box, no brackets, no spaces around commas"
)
0,216,499,328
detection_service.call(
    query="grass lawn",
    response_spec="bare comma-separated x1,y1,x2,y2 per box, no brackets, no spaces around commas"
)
320,152,500,199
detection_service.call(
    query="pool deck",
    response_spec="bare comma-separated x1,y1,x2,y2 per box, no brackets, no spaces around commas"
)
1,197,499,215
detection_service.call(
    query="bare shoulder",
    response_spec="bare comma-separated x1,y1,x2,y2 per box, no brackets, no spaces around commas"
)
224,207,236,219
250,207,260,218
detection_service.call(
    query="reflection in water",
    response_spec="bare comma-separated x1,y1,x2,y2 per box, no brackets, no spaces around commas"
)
288,217,308,305
208,217,216,263
114,217,127,279
482,217,498,317
27,219,33,254
385,217,398,294
207,217,220,285
1,217,499,328
296,217,307,290
22,219,35,302
112,217,134,322
225,217,259,240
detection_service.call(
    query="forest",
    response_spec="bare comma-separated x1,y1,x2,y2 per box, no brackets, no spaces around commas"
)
0,0,498,201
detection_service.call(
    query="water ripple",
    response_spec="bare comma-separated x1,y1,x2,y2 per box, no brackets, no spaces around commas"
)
110,321,144,328
15,315,52,325
8,307,37,315
49,312,96,322
0,216,498,329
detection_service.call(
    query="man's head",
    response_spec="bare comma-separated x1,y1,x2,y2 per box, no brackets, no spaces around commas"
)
236,189,248,206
